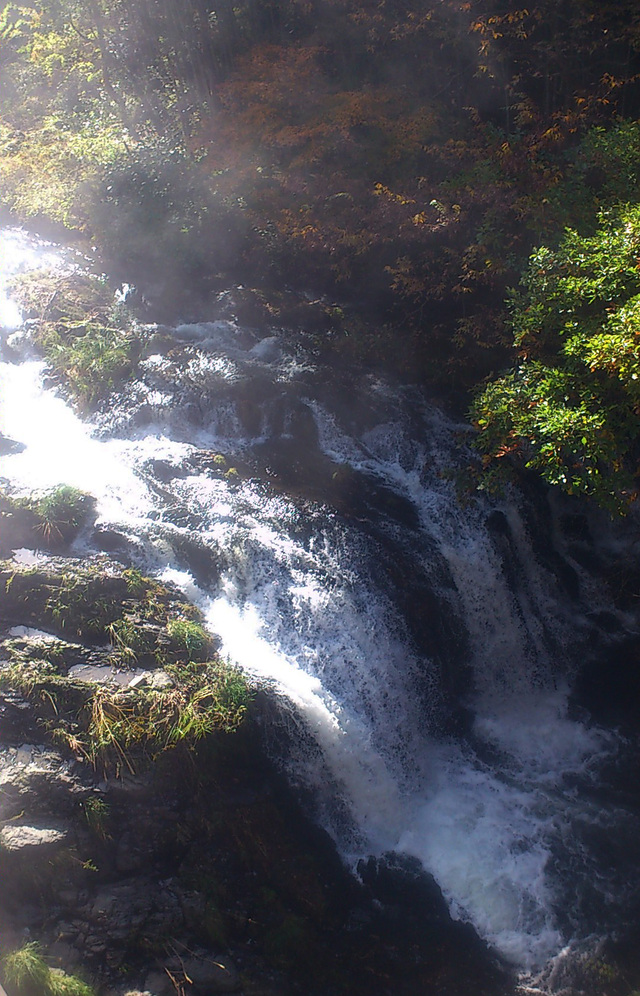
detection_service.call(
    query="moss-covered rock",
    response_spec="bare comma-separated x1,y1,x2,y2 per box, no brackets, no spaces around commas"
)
0,486,96,555
0,557,249,776
0,557,196,645
7,269,145,412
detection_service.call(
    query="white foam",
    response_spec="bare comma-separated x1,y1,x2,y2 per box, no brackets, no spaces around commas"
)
8,626,57,641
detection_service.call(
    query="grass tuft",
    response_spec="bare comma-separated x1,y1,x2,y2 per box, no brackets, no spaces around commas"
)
166,618,213,661
0,943,94,996
30,486,93,545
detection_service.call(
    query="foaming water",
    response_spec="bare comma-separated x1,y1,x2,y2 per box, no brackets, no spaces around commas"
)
0,228,636,982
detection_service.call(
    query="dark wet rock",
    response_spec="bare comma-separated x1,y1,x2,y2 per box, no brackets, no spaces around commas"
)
0,434,26,455
93,525,137,555
0,745,86,819
0,486,96,555
142,972,174,996
4,632,114,671
0,690,40,742
164,533,224,589
47,938,84,973
0,492,40,553
86,879,183,936
171,951,240,993
145,458,191,483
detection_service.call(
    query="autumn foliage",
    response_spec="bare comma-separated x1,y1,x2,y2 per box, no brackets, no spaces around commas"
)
1,0,640,396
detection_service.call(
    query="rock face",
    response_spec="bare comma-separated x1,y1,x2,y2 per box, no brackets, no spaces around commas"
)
0,676,248,993
0,552,510,996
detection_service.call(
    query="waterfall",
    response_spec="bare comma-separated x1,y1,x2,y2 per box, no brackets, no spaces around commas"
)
2,227,639,985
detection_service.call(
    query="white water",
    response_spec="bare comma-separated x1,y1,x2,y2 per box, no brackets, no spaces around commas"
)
0,229,628,980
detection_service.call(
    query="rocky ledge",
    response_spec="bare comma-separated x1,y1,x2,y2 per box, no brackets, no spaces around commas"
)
0,518,509,996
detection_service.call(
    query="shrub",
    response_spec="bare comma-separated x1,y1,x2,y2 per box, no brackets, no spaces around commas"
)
1,943,50,996
472,203,640,510
9,268,142,411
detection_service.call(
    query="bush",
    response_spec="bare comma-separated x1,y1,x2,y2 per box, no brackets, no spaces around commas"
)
472,203,640,510
9,268,142,411
35,320,140,410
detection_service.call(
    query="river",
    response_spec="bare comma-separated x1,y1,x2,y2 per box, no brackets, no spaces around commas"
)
2,226,640,991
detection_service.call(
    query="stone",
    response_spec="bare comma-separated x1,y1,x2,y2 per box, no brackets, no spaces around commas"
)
0,753,84,819
47,939,82,972
127,672,151,689
115,832,144,873
0,824,68,851
148,670,173,690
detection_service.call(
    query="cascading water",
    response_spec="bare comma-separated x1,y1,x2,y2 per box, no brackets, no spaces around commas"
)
2,228,640,986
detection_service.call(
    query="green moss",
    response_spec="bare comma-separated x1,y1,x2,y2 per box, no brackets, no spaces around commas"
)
45,573,120,638
1,559,199,643
4,635,67,667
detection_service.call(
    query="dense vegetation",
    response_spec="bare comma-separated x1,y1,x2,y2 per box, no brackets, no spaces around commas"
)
472,200,640,509
1,0,640,505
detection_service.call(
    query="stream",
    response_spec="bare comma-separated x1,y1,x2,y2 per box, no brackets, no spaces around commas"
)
2,227,640,990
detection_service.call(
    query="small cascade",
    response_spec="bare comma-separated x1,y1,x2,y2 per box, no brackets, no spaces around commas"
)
2,228,640,985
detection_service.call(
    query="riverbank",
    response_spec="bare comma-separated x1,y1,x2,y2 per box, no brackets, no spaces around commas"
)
0,540,511,996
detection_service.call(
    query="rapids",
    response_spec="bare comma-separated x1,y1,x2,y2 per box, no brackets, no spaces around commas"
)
2,227,640,986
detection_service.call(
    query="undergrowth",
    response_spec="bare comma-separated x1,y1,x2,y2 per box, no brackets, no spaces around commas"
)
0,942,94,996
8,268,142,411
0,652,251,775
